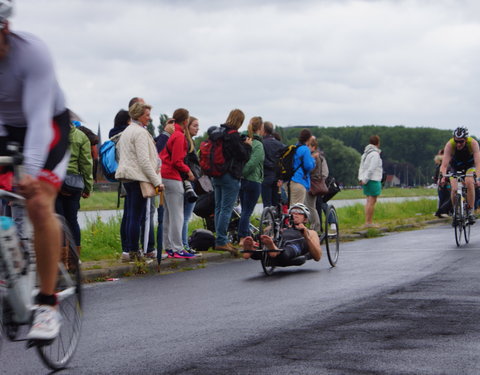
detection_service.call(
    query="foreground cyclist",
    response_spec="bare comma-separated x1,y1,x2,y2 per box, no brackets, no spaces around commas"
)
439,127,480,224
0,1,69,340
243,203,322,264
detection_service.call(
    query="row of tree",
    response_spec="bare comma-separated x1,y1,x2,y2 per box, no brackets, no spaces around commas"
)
277,125,455,186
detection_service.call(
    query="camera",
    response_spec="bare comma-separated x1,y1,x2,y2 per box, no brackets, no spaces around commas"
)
183,180,198,203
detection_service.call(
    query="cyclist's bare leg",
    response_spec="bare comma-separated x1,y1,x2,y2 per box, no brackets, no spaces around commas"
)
242,236,254,259
365,195,377,225
23,179,60,295
450,178,458,206
466,176,475,209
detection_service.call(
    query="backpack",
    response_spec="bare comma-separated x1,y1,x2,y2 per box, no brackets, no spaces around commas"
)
188,229,215,251
199,126,237,177
99,133,122,182
276,144,301,181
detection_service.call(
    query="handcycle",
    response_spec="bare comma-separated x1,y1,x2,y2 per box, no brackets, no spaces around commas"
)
0,146,83,370
248,201,340,276
443,171,475,246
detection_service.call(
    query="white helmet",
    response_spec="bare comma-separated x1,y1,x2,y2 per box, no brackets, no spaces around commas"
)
288,203,311,221
0,0,13,26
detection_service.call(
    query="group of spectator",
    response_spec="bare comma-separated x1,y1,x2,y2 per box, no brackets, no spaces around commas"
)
101,101,339,261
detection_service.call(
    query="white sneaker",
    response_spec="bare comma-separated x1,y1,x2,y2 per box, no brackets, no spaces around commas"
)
330,223,337,234
26,305,61,341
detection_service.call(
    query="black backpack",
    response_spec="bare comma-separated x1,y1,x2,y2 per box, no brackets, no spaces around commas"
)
276,144,301,181
189,229,215,251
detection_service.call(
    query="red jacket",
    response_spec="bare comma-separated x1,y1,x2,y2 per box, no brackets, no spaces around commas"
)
160,124,191,181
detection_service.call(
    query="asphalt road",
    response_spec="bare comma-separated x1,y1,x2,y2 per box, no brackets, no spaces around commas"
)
2,222,480,374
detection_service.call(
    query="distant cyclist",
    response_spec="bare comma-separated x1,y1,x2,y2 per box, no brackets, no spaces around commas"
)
439,126,480,223
242,203,322,265
0,1,70,340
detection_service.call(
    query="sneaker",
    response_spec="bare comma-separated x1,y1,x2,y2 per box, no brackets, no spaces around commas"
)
145,250,157,259
468,211,476,224
26,305,61,341
173,250,197,259
185,247,201,256
330,223,337,234
121,252,130,263
165,249,175,258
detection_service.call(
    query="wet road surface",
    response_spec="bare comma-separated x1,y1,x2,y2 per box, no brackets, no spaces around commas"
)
2,222,480,374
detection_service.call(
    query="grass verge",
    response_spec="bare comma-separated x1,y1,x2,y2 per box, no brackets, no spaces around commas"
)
81,198,440,262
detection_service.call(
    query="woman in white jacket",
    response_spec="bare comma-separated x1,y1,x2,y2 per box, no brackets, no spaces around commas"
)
358,135,383,227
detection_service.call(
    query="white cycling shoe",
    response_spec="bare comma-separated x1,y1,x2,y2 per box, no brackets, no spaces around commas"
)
26,305,61,341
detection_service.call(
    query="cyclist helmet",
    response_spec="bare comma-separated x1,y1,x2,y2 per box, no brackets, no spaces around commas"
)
453,126,469,139
0,0,13,27
288,203,310,221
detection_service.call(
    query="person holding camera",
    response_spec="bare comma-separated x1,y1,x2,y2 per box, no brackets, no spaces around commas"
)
160,108,196,259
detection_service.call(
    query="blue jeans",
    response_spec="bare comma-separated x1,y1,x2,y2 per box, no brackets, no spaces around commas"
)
183,197,196,248
261,178,280,208
238,179,261,238
123,181,147,252
213,173,240,246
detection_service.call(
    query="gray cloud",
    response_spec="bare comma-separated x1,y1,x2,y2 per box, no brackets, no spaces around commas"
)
10,0,480,137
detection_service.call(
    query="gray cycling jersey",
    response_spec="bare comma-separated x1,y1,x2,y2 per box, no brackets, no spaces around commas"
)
0,31,67,177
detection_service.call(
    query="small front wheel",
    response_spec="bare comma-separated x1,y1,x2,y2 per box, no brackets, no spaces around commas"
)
259,207,276,276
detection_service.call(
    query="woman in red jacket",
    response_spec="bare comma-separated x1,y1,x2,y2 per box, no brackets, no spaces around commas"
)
160,108,195,258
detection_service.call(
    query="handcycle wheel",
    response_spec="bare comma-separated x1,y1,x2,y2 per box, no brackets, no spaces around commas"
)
325,205,340,267
259,207,276,276
37,216,82,370
453,194,463,247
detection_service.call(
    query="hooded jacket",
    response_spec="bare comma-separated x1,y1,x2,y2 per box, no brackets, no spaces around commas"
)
358,144,383,184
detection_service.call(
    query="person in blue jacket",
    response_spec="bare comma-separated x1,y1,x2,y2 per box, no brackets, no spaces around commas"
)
288,129,316,206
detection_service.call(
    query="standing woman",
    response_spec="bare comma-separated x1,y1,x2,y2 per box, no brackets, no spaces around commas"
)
115,102,163,261
160,108,196,259
238,116,265,247
55,122,93,261
183,116,201,253
288,129,316,206
358,135,383,227
213,109,252,253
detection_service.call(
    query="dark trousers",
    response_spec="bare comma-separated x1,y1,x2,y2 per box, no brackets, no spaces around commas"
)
123,181,147,252
261,178,280,208
55,191,82,246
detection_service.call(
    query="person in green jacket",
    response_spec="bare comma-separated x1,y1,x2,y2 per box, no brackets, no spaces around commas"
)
238,116,265,247
55,122,93,259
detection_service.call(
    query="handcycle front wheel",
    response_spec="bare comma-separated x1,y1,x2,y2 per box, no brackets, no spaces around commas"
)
259,207,276,276
324,205,340,267
37,216,83,370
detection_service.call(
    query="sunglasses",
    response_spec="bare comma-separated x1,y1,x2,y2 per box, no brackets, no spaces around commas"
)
454,139,466,144
290,209,306,216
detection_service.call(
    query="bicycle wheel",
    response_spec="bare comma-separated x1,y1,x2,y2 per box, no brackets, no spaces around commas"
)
453,194,463,247
463,200,471,244
325,205,340,267
259,207,276,276
37,217,82,370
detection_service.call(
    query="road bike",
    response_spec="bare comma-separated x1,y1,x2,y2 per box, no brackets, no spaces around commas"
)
444,172,473,246
251,202,340,276
0,149,83,370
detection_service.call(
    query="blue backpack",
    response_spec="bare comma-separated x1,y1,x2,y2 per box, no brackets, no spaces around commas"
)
99,133,122,182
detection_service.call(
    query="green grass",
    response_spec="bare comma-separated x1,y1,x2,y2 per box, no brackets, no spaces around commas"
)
80,191,120,211
333,187,436,200
80,198,440,262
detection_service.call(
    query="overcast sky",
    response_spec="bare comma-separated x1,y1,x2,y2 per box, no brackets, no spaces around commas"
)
10,0,480,138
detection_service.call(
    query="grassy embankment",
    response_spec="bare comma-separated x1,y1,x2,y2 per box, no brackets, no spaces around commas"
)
80,188,439,262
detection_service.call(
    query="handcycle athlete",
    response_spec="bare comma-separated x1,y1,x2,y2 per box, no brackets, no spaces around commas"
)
242,203,322,265
439,126,480,224
0,1,70,342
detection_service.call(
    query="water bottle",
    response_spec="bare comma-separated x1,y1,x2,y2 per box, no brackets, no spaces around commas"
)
0,216,30,323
